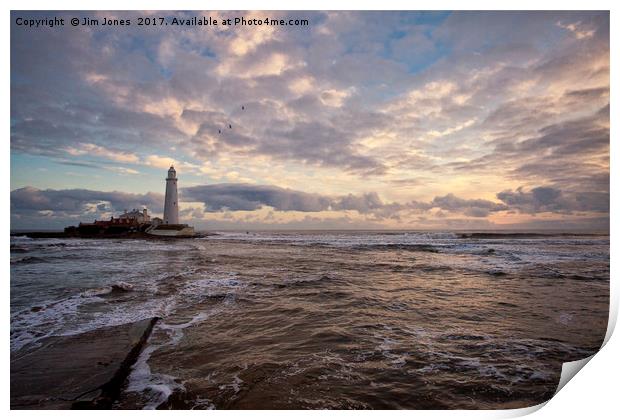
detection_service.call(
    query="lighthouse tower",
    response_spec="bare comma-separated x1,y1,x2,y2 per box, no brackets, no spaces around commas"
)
163,165,179,224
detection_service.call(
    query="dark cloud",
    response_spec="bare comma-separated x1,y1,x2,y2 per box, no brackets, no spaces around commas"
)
331,192,386,213
181,183,421,219
53,160,104,169
11,187,163,215
497,187,561,213
564,87,609,99
259,121,386,174
497,186,609,214
182,183,510,219
183,183,372,213
11,180,610,231
183,183,608,219
431,193,508,217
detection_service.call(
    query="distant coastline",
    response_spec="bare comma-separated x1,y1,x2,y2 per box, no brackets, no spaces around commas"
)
9,229,607,240
10,231,210,240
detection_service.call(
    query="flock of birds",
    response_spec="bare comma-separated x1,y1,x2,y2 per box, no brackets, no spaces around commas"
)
217,105,245,134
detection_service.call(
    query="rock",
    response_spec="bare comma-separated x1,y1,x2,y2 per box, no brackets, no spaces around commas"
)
11,317,159,409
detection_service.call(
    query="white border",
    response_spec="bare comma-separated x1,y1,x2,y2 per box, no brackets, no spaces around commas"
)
1,1,618,11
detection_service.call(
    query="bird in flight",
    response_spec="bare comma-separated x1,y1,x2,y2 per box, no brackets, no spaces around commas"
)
218,107,245,134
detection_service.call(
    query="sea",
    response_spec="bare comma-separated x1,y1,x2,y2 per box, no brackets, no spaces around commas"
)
10,231,610,409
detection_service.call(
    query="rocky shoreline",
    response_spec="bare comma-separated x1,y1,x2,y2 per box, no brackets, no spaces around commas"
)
11,231,212,240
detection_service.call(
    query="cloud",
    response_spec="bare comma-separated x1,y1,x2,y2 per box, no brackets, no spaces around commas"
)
497,186,609,214
181,183,510,219
108,166,140,175
183,182,608,219
183,183,335,212
11,181,610,231
556,21,596,39
144,154,176,169
431,193,508,217
11,187,164,216
449,103,609,198
10,11,609,231
65,143,139,164
259,121,386,174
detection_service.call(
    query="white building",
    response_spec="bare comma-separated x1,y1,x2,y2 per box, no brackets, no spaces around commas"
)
147,166,195,237
119,208,150,223
163,165,179,225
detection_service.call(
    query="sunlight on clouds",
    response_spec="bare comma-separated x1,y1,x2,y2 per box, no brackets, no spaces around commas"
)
84,72,108,84
107,166,140,175
229,26,276,56
65,143,139,164
142,97,186,118
224,171,255,183
427,119,477,139
144,155,202,175
356,131,398,150
319,88,354,107
10,11,610,230
408,81,457,101
556,21,596,39
216,52,301,78
144,154,175,169
289,76,315,95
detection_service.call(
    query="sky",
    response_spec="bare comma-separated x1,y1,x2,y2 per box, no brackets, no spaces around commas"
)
10,11,609,231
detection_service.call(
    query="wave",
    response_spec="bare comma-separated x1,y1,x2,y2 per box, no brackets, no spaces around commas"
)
125,308,226,409
80,281,135,297
457,232,604,239
351,244,441,253
11,256,46,264
10,294,105,352
10,286,173,352
208,231,459,247
10,245,30,253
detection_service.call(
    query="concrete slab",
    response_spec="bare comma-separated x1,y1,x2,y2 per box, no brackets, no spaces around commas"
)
11,317,159,409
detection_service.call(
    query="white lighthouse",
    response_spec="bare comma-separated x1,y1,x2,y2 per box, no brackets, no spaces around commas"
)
146,165,195,237
163,165,179,225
